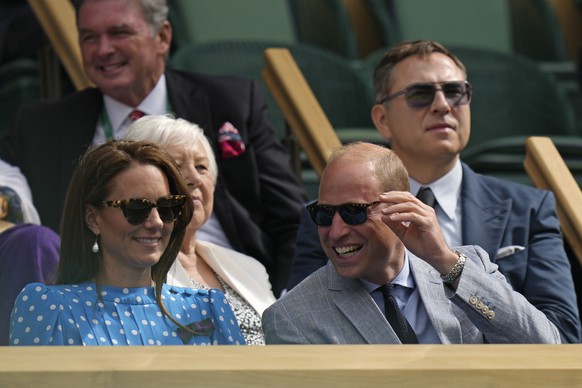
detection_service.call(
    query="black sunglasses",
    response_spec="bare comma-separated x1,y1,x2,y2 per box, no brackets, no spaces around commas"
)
377,81,472,109
100,195,187,225
306,201,380,226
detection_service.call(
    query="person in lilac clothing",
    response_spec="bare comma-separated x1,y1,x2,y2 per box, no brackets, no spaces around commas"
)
9,140,244,346
0,186,60,345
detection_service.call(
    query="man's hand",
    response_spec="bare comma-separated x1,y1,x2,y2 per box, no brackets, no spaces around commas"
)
379,191,458,275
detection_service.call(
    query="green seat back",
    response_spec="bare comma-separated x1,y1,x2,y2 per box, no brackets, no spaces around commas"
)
168,0,296,51
170,41,375,139
288,0,360,59
392,0,512,53
452,45,577,153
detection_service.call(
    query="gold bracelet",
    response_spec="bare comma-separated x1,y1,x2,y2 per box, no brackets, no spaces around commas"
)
441,250,466,284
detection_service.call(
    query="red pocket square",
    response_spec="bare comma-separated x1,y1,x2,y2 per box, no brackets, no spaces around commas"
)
217,122,246,159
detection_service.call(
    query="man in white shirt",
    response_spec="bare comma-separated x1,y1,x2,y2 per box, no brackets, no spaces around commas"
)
0,0,305,296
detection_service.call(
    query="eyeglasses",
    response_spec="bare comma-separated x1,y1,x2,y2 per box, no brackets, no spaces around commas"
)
100,195,187,225
306,201,380,226
377,81,472,109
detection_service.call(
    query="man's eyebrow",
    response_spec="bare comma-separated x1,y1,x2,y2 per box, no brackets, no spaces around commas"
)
78,23,132,34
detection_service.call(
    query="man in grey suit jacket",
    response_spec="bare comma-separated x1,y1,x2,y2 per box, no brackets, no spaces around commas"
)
0,0,305,295
263,142,561,344
286,40,581,342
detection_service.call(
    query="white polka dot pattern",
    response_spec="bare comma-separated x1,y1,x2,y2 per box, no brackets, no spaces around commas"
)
9,283,245,346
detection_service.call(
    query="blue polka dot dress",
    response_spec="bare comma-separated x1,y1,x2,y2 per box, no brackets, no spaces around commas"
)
9,282,245,346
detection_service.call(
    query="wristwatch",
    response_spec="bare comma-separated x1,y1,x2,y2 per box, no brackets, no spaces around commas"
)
441,250,466,284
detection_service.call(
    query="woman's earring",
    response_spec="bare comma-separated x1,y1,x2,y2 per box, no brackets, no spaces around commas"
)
92,235,99,253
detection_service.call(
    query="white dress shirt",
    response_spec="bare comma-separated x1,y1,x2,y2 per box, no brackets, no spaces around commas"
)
92,74,168,145
409,159,464,247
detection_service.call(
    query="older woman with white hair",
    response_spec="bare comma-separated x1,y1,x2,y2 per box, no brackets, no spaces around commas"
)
125,115,275,345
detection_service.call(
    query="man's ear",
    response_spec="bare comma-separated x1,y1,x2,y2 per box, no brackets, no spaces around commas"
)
371,104,392,142
158,20,172,56
85,205,101,235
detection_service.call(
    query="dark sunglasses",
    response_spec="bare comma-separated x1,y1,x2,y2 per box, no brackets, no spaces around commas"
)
306,201,380,226
377,81,472,109
100,195,187,225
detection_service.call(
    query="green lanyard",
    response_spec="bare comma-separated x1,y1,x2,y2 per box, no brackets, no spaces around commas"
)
101,98,173,140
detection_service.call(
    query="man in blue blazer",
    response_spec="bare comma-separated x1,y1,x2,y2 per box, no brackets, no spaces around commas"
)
286,40,581,342
0,0,305,295
263,142,561,344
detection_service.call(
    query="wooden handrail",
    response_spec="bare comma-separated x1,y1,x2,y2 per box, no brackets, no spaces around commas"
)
0,345,581,387
262,48,342,177
28,0,92,91
524,136,582,265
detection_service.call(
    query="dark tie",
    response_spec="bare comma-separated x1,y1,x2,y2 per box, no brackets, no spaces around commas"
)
129,109,145,122
379,284,419,344
416,186,436,208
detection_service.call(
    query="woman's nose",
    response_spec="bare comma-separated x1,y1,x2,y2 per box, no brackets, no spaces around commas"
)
182,164,201,186
143,207,164,229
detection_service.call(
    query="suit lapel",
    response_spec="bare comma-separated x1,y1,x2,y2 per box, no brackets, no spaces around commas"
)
196,241,275,315
460,164,511,258
165,70,217,145
409,255,464,344
59,90,103,203
327,265,400,344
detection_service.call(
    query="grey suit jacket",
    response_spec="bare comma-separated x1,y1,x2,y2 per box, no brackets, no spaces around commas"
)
287,163,581,342
264,245,561,344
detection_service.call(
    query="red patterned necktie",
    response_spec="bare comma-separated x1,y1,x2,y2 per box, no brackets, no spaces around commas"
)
129,109,145,122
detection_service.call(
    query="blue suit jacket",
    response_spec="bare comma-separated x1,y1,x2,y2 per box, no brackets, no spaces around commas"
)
0,69,306,295
265,246,561,344
287,163,581,343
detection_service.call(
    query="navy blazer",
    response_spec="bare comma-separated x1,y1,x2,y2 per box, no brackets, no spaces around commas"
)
0,69,306,295
287,163,581,343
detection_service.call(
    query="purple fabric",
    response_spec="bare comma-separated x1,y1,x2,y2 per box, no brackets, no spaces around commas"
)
0,223,60,345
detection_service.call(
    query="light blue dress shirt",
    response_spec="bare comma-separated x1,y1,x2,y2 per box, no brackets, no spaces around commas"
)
362,252,441,343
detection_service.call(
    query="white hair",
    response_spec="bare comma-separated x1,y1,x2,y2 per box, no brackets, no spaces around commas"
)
124,114,218,181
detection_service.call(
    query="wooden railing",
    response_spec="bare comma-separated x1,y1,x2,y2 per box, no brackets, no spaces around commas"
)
524,136,582,266
0,344,581,387
263,48,342,178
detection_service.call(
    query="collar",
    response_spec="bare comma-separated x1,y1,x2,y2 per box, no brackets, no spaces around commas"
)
361,250,415,292
409,159,462,222
102,74,168,135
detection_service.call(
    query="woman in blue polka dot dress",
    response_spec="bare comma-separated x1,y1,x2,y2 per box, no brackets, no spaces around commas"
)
9,140,245,346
